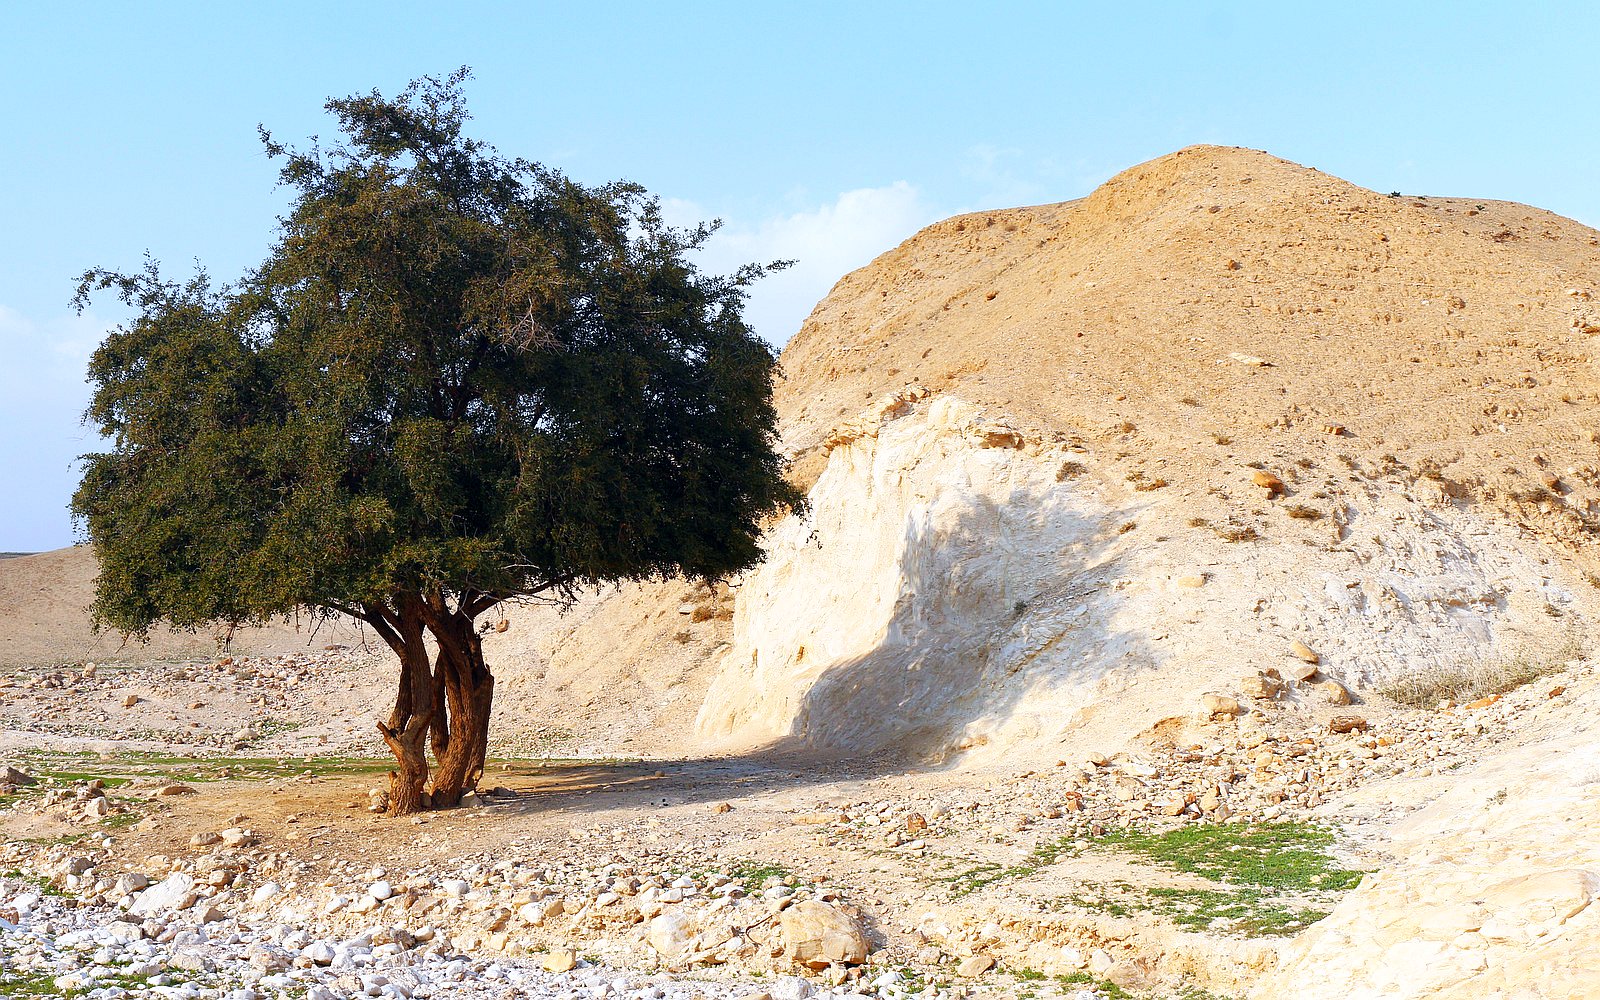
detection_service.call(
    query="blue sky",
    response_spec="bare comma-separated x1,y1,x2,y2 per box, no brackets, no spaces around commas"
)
3,2,1597,551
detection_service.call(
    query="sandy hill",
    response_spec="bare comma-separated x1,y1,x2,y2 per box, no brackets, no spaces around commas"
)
779,144,1599,534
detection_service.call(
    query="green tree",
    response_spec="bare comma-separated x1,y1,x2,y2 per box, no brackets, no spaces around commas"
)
72,71,801,814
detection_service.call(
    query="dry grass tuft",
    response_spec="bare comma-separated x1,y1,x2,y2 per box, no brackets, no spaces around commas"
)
1215,523,1259,543
1378,636,1583,707
1285,504,1324,521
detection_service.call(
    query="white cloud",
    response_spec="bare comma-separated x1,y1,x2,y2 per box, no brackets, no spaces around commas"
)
664,182,938,346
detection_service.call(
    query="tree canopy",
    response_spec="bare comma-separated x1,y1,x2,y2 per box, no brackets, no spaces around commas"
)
72,70,802,812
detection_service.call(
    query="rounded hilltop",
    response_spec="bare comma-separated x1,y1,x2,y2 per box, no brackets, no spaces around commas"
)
777,144,1600,554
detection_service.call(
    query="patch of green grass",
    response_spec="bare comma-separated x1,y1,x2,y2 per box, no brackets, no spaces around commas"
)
940,860,1029,897
1012,966,1047,981
35,772,132,787
1147,886,1326,937
938,835,1086,897
0,969,62,996
116,750,395,780
1051,882,1138,919
893,966,928,992
89,970,155,991
7,748,397,790
1096,822,1363,891
1056,971,1136,999
100,810,141,830
2,869,66,896
255,718,304,738
724,859,794,886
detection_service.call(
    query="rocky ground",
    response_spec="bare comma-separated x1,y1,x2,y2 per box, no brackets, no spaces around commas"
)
3,644,1595,999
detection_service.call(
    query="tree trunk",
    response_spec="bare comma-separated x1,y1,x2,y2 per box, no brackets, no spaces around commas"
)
374,599,435,816
429,615,494,807
378,714,430,815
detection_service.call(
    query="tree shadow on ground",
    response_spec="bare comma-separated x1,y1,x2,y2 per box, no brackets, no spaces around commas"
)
481,475,1156,819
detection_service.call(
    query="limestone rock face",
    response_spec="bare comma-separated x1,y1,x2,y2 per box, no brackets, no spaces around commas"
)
778,901,868,969
695,396,1125,756
687,381,1594,764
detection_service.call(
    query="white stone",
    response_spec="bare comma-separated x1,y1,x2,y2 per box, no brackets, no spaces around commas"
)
129,874,197,917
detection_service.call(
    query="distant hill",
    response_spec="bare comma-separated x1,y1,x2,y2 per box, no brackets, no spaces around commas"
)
0,546,369,669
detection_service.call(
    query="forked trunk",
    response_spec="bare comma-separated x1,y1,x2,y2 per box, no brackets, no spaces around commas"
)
374,600,435,816
429,615,494,807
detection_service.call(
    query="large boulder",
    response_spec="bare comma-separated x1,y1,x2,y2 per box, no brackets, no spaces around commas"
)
779,901,868,969
647,910,702,959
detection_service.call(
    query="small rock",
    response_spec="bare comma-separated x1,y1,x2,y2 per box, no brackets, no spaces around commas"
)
190,832,222,849
129,873,197,916
957,955,996,977
1319,680,1352,706
158,784,196,796
542,949,577,973
1201,693,1240,717
114,873,149,895
1241,674,1284,700
1251,470,1286,496
1289,640,1321,665
1329,714,1369,734
1285,661,1319,684
304,941,336,965
768,978,813,1000
122,694,140,708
